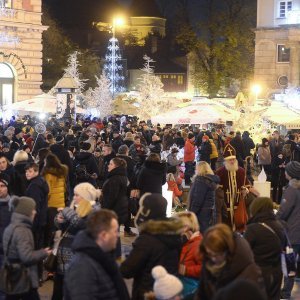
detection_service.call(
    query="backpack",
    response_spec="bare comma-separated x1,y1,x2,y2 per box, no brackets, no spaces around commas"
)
282,143,292,158
75,163,90,183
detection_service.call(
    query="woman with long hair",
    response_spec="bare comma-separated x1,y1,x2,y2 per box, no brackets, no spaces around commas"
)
188,161,220,234
42,153,68,247
257,138,271,179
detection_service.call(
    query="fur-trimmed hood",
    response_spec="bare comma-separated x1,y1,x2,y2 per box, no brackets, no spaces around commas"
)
139,218,183,249
139,217,184,235
289,178,300,190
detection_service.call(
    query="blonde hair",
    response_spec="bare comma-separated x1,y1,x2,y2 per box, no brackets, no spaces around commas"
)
76,199,92,218
196,161,214,176
13,150,28,166
166,173,176,182
176,211,199,232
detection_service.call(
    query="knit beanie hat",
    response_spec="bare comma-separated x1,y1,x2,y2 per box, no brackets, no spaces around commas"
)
56,135,64,144
74,183,101,205
285,161,300,180
80,142,91,151
250,197,273,217
0,173,10,187
135,193,167,227
11,196,36,217
152,266,183,300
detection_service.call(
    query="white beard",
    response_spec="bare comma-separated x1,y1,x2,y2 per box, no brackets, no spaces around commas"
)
224,159,238,172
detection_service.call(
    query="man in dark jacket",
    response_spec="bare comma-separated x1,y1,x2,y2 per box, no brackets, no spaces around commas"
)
230,131,246,168
242,131,255,157
111,131,124,153
64,209,130,300
99,144,116,187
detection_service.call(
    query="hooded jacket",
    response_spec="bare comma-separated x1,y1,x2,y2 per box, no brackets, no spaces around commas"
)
278,178,300,245
2,213,48,288
197,233,265,300
25,175,49,229
120,218,183,300
101,166,128,224
64,230,130,300
136,160,167,196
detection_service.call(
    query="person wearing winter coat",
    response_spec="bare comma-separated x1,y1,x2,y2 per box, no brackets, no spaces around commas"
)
10,150,29,196
257,138,272,179
198,135,212,163
244,197,285,300
121,201,182,300
129,136,148,163
277,161,300,299
189,161,220,234
101,157,128,257
111,131,124,153
242,131,255,157
137,153,167,196
74,142,100,186
196,224,266,300
42,153,68,247
174,131,185,149
184,133,196,185
149,134,162,155
2,197,51,300
176,211,202,298
167,173,183,206
99,144,116,187
230,132,246,168
123,131,134,148
271,151,286,203
209,138,218,171
0,173,12,270
64,209,130,300
51,182,99,300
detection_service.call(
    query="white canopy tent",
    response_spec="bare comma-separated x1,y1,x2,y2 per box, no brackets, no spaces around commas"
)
4,93,86,114
151,100,240,125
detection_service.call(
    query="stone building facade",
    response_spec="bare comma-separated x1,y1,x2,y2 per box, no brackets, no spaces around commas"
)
0,0,46,105
255,0,300,95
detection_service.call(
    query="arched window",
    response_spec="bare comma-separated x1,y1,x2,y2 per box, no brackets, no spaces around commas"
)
0,63,14,106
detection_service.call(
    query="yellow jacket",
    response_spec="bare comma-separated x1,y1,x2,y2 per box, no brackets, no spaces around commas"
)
209,139,218,159
44,172,67,208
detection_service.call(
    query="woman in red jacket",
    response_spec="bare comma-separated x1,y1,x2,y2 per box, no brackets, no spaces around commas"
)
176,211,202,298
167,173,183,206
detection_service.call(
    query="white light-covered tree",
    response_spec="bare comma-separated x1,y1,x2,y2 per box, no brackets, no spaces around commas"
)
64,51,87,93
84,72,113,119
137,55,166,120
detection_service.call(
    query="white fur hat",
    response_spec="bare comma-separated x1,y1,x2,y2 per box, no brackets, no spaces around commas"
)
74,183,101,205
152,266,183,300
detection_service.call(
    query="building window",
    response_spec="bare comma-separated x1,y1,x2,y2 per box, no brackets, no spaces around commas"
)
277,45,290,62
279,1,292,18
178,75,183,85
0,63,14,106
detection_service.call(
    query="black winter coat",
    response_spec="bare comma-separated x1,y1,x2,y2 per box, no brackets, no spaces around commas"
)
149,141,162,154
137,160,167,196
197,233,265,300
101,167,128,224
116,154,136,185
198,141,212,162
65,230,130,300
242,133,255,157
0,196,11,255
10,161,28,196
74,152,100,186
32,134,49,157
111,136,124,153
120,218,182,300
245,211,285,300
25,176,49,229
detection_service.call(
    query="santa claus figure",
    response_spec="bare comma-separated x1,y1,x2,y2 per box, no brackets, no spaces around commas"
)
216,143,251,231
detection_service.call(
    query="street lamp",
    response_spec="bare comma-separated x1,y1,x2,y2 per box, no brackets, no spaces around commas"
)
251,84,261,101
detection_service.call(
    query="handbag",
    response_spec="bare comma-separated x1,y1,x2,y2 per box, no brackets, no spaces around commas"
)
0,226,31,295
259,222,296,278
44,227,70,272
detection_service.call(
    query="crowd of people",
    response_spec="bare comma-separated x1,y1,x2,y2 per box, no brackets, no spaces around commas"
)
0,114,299,300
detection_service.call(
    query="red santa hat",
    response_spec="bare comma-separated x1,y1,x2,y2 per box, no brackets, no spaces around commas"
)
223,143,236,160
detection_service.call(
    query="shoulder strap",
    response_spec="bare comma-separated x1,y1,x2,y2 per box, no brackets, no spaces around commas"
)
4,225,21,259
259,222,276,235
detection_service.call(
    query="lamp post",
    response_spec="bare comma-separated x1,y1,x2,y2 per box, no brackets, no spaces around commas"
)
104,17,125,98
